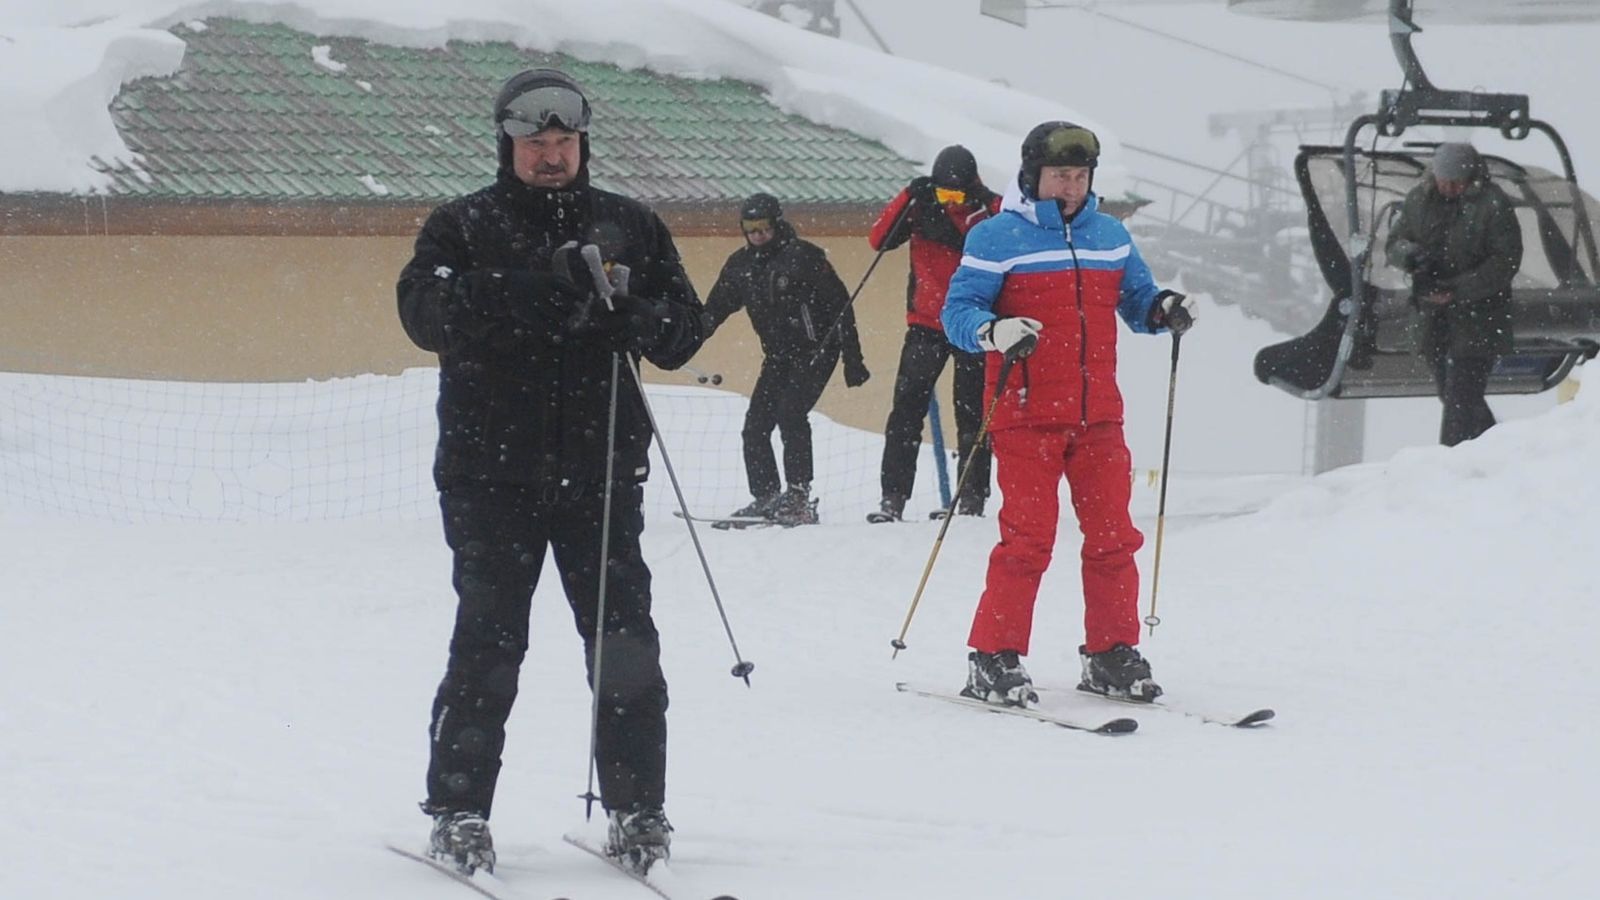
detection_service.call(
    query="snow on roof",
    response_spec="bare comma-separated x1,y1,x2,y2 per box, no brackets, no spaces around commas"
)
0,0,1126,196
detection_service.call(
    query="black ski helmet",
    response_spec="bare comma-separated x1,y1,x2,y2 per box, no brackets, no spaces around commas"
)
931,145,979,190
492,68,592,174
740,192,784,223
1019,121,1100,199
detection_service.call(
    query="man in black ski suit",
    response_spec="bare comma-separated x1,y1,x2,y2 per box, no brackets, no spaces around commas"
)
397,68,704,876
1385,142,1522,446
701,193,870,526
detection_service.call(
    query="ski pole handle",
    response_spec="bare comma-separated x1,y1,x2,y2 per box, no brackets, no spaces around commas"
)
578,243,614,308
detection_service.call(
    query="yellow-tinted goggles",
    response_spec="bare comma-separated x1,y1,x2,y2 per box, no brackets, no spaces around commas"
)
934,188,967,205
741,218,773,234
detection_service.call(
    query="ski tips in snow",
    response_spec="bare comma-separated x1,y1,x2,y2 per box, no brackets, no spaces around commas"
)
1068,685,1276,728
1226,708,1276,728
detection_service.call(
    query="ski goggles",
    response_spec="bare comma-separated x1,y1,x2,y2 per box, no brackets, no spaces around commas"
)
934,187,967,205
1041,126,1100,166
741,218,774,235
499,84,591,137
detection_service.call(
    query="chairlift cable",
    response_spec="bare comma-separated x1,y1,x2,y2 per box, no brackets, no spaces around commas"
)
1062,3,1343,95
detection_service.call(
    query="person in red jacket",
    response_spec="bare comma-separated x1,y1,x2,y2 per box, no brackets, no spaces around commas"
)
942,122,1195,707
866,146,1002,523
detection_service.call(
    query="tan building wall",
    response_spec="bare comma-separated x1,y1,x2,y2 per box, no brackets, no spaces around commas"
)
0,232,961,437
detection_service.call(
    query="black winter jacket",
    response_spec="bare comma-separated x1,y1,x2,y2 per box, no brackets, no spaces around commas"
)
398,170,704,489
702,222,866,367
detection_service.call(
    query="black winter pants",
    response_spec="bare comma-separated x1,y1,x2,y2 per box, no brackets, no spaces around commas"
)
425,481,667,818
1427,350,1497,447
879,325,990,505
742,347,839,497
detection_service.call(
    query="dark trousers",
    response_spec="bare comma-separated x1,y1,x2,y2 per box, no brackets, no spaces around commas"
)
742,348,838,497
1427,350,1497,447
425,481,667,818
879,325,990,504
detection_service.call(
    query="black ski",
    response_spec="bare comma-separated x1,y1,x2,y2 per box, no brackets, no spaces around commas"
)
896,682,1138,734
1062,686,1276,728
386,843,511,900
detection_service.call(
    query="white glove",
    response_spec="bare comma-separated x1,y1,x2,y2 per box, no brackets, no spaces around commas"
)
1154,290,1194,335
977,316,1042,354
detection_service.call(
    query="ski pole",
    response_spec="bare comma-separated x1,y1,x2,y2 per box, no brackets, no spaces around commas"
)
1144,332,1183,636
927,393,952,511
891,334,1035,658
570,245,754,818
579,342,623,821
809,196,919,364
577,246,754,684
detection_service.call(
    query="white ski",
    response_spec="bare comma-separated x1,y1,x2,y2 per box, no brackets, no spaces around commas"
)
561,833,678,899
387,843,512,900
896,682,1139,734
1049,686,1276,728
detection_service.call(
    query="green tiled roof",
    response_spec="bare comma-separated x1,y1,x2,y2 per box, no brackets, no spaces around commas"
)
98,19,919,206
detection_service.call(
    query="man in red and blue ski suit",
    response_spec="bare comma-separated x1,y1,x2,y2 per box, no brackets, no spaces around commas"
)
942,121,1193,707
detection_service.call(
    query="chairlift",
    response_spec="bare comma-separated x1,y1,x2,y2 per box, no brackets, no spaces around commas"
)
1247,0,1600,399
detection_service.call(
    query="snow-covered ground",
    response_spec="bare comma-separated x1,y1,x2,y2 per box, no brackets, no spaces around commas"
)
4,3,1599,897
2,365,1598,899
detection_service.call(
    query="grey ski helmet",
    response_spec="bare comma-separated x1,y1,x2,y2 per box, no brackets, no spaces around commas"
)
1431,142,1480,181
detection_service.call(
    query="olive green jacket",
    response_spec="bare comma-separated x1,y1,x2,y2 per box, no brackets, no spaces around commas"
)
1385,171,1522,357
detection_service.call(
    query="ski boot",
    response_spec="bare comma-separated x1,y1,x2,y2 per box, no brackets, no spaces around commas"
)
930,494,985,520
866,495,905,524
961,649,1038,707
606,807,673,874
426,808,496,875
1077,643,1163,702
713,492,781,530
772,483,819,527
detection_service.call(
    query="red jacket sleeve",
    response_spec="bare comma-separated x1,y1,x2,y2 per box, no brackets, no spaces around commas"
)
868,189,914,251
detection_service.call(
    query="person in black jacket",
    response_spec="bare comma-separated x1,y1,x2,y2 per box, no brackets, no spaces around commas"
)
1385,142,1523,446
396,68,703,877
701,193,870,526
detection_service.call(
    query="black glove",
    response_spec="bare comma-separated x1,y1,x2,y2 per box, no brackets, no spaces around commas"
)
1393,240,1435,274
573,292,670,352
467,269,588,328
907,175,937,206
1148,289,1194,336
1408,247,1438,274
844,358,871,388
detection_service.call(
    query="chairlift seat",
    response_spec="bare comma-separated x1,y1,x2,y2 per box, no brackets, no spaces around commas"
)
1255,145,1600,399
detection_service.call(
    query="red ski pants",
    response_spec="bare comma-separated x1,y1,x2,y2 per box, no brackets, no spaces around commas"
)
968,422,1144,657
